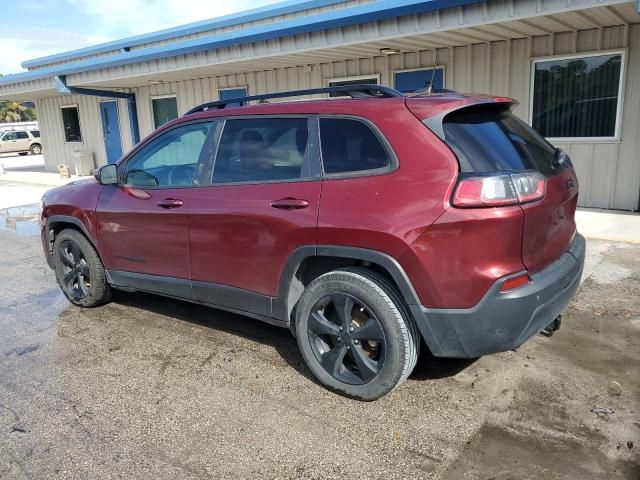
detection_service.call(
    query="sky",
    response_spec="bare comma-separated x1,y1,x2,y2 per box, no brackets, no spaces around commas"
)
0,0,282,75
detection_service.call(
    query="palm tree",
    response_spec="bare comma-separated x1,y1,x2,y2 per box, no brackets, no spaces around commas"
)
0,102,26,123
0,74,37,122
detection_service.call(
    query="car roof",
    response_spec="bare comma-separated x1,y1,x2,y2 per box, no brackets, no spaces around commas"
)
179,92,512,120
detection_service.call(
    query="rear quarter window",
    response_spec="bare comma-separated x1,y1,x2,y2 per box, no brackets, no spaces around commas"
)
442,106,558,175
319,118,392,175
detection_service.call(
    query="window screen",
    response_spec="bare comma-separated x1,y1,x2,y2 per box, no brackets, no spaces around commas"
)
61,106,82,142
212,118,308,184
532,53,622,138
152,97,179,129
319,118,391,174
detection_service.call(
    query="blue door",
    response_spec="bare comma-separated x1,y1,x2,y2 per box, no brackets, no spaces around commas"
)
394,69,444,93
219,87,248,107
100,100,123,164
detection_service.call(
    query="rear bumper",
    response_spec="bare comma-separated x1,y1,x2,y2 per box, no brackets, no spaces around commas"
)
411,233,585,358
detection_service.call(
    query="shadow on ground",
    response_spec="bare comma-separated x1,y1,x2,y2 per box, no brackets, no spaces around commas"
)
111,290,475,385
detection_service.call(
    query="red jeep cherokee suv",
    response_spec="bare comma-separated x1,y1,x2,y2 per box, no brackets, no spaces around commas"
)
41,86,585,400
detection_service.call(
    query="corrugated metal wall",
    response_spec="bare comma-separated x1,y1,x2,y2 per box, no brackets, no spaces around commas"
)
36,95,133,171
35,24,640,210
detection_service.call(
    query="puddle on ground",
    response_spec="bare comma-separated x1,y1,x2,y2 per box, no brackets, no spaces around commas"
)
0,203,41,236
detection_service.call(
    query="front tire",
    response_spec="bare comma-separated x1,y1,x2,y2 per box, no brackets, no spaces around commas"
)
295,268,419,400
53,229,112,307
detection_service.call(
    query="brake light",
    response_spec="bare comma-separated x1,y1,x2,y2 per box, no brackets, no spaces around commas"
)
452,172,546,208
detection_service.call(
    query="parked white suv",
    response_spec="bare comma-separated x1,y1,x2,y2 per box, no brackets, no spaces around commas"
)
0,130,42,155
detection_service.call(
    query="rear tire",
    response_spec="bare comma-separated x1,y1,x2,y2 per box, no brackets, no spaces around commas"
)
295,268,419,400
53,229,112,307
30,144,42,155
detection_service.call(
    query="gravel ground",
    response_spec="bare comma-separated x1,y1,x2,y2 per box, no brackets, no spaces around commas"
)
0,191,638,479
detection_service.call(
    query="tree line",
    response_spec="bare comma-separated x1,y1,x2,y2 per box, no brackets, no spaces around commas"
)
0,73,38,123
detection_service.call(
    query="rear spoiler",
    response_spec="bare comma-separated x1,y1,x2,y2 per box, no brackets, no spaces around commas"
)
407,96,518,141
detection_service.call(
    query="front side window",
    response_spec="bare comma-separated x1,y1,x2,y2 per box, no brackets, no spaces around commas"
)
61,106,82,142
123,121,214,187
212,118,309,184
319,118,391,174
532,52,623,139
152,96,179,129
2,132,17,141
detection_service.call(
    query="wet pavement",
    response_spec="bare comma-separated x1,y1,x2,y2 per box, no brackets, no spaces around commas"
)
0,196,639,478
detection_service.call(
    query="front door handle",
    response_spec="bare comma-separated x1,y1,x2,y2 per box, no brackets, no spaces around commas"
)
270,198,310,210
157,198,183,209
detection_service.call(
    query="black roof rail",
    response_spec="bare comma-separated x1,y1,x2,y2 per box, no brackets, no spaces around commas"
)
184,85,404,115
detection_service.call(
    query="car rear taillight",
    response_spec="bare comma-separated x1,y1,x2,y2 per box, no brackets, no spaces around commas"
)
452,172,546,208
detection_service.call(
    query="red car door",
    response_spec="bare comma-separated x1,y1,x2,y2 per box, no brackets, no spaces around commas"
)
188,116,321,316
96,120,218,297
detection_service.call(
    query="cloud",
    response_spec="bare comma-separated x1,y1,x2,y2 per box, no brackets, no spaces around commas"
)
1,0,281,74
0,26,109,74
66,0,282,38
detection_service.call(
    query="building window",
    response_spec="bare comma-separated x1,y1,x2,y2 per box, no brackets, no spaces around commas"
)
152,96,178,129
328,75,379,97
61,106,82,142
531,52,623,139
394,67,445,93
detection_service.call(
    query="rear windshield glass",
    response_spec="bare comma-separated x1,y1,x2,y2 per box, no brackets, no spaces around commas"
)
442,106,557,175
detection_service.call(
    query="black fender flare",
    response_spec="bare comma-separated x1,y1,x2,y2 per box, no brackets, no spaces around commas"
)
45,215,98,254
273,245,422,322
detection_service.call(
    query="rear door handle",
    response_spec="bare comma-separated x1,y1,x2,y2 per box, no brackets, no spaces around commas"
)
157,198,183,209
270,198,310,210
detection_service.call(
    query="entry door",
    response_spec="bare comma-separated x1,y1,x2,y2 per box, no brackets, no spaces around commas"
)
100,100,123,163
219,87,248,107
394,68,444,93
96,120,217,297
0,132,17,152
188,116,321,306
15,131,31,151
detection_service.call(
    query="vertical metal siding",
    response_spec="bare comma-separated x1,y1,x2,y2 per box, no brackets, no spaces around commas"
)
36,94,133,171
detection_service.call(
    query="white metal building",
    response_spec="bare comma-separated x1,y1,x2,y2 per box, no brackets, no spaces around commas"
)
1,0,639,210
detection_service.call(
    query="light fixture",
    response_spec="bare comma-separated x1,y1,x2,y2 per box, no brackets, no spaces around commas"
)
380,47,401,55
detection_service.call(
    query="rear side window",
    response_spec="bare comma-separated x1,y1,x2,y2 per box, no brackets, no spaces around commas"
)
16,132,29,139
213,118,308,184
31,130,40,138
442,107,557,175
319,118,391,175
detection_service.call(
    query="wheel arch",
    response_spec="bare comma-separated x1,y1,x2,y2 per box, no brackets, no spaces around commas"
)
46,215,99,259
275,245,422,325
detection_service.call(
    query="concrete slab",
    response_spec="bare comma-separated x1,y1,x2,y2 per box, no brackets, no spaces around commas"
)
576,208,640,244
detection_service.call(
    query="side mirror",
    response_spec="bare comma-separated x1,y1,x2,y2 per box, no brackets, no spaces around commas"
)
96,164,118,185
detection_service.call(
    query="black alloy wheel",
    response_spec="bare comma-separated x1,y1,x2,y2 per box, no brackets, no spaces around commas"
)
308,293,386,385
57,239,92,300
